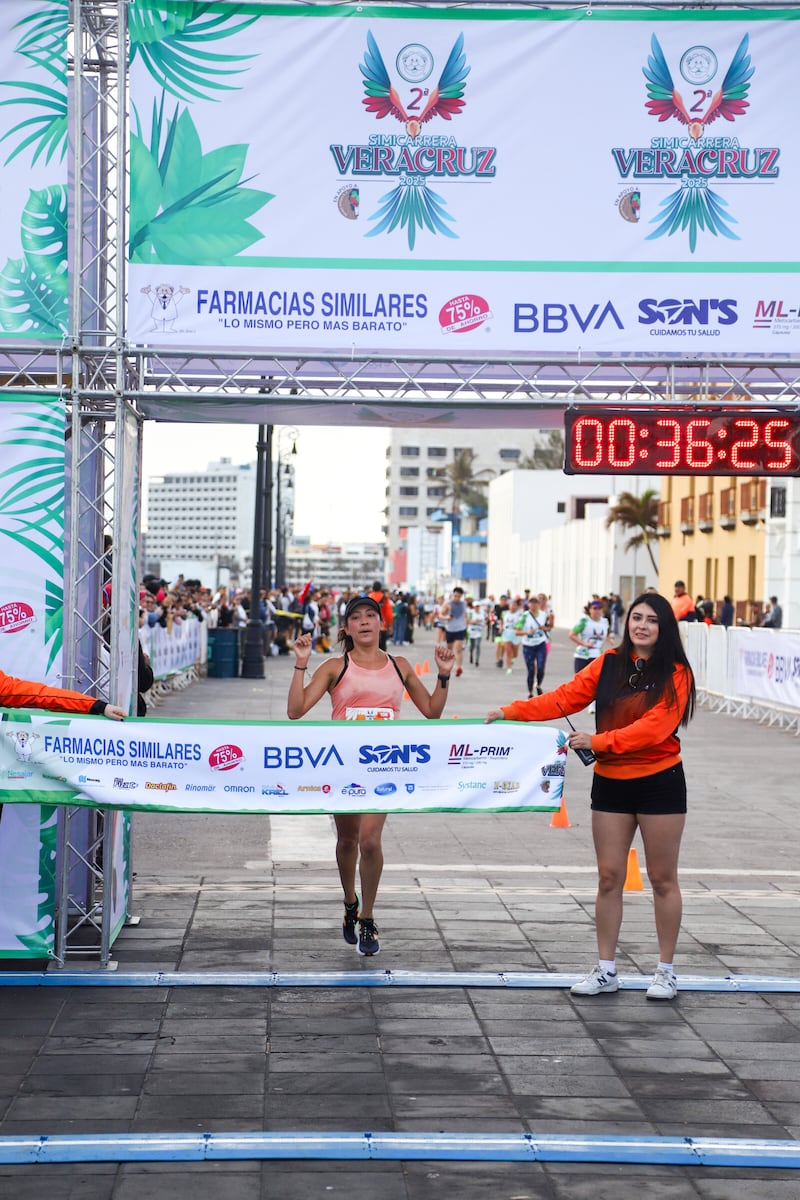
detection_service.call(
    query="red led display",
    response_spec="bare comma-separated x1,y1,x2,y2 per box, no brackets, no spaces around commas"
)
564,409,800,476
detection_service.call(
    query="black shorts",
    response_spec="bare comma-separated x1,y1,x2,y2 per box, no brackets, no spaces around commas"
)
445,630,466,643
591,763,687,816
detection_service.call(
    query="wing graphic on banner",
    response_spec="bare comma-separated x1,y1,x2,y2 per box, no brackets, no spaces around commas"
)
360,32,468,249
643,34,753,251
644,33,752,141
361,31,469,139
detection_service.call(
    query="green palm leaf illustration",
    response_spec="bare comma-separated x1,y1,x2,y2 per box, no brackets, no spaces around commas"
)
129,0,259,102
0,186,68,337
646,185,738,253
130,98,273,263
0,0,68,165
0,403,66,665
367,183,458,251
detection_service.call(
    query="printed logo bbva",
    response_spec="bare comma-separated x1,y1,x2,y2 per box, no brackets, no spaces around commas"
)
513,302,624,335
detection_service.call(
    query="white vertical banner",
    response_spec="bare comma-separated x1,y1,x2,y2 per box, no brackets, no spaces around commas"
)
0,394,66,957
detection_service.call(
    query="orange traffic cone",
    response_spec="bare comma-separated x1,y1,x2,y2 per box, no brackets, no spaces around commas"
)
422,660,430,674
624,848,644,891
550,798,571,828
414,661,422,675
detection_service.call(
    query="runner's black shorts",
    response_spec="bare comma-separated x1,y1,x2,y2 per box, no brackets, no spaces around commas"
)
445,630,466,643
590,763,686,815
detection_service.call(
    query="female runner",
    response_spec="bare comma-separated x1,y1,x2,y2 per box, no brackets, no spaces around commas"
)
289,594,455,956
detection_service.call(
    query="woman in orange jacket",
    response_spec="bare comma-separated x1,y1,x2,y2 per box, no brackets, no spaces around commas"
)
486,591,695,1002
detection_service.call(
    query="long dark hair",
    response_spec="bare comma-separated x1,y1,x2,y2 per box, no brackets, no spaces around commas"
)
607,591,696,726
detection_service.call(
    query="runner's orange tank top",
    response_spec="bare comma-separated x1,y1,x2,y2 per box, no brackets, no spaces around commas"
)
330,655,404,721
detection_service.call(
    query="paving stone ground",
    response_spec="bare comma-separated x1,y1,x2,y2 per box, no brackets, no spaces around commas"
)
2,627,799,1198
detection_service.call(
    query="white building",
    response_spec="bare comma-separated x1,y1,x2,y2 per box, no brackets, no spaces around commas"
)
487,470,659,625
284,539,385,591
384,425,556,592
145,458,257,583
764,478,800,628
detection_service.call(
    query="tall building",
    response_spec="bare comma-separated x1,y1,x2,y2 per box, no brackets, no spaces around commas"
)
145,458,257,583
383,426,552,593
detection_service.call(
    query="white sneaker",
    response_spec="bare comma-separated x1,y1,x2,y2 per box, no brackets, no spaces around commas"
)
646,967,678,1001
570,965,619,996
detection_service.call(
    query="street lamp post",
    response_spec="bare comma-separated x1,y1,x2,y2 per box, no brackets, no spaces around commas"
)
274,427,298,589
241,424,273,679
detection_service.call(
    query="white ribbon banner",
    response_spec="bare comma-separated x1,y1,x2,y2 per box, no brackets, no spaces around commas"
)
0,715,567,814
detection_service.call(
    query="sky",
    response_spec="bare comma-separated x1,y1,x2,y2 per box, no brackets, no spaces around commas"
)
142,422,389,545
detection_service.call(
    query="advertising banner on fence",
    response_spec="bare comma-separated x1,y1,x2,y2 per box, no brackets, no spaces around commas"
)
126,4,800,356
0,395,66,957
140,619,201,681
0,715,566,814
735,629,800,708
0,2,68,342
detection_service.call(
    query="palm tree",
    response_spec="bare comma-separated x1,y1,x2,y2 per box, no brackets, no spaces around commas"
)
605,489,660,574
519,430,565,469
438,449,494,528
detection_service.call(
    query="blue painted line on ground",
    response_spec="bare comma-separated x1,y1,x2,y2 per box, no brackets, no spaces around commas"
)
1,1131,800,1166
1,970,799,992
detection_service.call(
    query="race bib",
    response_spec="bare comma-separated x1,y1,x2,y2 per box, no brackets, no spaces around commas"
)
345,707,395,721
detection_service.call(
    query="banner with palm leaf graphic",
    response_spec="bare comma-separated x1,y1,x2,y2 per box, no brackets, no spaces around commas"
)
0,0,68,340
127,4,800,357
0,395,66,957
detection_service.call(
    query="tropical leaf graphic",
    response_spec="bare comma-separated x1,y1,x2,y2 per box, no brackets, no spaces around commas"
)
44,578,64,670
0,0,68,165
0,412,65,566
0,186,68,336
646,184,739,253
130,97,273,263
366,183,458,251
0,403,65,665
129,0,259,102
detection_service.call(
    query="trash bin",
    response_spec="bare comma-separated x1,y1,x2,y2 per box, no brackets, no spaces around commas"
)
207,627,239,678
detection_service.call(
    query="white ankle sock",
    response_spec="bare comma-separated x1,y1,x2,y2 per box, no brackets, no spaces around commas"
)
599,959,617,975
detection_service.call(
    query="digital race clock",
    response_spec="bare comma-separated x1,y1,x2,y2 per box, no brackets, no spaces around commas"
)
563,408,800,476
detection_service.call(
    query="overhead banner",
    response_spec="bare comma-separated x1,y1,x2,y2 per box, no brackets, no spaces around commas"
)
126,3,800,357
0,1,69,341
0,715,565,814
735,629,800,708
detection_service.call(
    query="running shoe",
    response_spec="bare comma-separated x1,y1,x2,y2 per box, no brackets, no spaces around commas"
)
646,968,678,1001
357,917,380,957
537,686,543,695
570,966,619,996
342,896,359,946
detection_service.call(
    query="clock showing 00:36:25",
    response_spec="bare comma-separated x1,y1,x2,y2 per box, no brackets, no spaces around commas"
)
563,408,800,476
